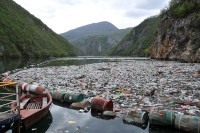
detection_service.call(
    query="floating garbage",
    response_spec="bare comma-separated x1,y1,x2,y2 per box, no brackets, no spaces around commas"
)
91,97,113,111
149,108,175,126
64,93,84,103
51,90,66,101
198,69,200,75
17,82,46,94
31,128,37,131
50,91,84,103
1,58,199,132
1,77,13,83
102,111,116,118
1,71,11,77
175,114,200,133
91,109,114,120
19,82,28,91
123,109,149,125
70,101,91,109
68,121,76,124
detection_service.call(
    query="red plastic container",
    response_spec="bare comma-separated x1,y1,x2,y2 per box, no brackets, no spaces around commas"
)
35,86,45,94
91,97,113,111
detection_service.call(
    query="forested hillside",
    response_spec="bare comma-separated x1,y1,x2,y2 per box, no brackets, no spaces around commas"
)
110,16,159,56
0,0,76,58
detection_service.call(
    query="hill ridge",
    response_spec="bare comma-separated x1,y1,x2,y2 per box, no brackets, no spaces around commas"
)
0,0,76,58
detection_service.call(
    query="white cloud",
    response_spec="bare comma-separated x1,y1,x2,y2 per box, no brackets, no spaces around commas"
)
13,0,170,34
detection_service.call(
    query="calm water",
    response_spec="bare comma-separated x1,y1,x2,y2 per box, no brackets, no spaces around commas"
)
0,57,186,133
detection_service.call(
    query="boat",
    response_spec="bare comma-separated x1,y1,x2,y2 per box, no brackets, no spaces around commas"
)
11,93,52,130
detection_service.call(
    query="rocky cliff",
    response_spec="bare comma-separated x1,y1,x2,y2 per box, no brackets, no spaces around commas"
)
151,0,200,62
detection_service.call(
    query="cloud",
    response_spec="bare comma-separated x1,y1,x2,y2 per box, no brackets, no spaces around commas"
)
55,0,81,5
13,0,170,33
124,9,156,18
135,0,170,10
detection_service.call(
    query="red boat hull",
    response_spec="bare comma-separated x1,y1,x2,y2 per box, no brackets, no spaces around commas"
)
11,93,52,130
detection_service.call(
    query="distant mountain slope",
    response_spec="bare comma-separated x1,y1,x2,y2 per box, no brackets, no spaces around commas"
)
61,21,119,42
72,35,118,56
110,16,159,56
0,0,76,58
61,21,132,56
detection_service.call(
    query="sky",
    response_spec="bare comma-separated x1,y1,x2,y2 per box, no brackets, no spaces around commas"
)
13,0,170,34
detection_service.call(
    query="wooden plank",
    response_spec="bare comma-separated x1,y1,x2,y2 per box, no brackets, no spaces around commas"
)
42,97,48,108
0,82,17,87
20,98,30,109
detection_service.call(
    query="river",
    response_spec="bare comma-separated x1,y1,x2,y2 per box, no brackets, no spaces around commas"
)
0,57,189,133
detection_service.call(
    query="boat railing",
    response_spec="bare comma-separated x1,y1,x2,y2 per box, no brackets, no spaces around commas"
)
0,93,18,115
0,82,20,113
0,82,21,132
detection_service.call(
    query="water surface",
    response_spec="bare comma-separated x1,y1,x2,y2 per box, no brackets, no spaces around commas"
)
0,57,187,133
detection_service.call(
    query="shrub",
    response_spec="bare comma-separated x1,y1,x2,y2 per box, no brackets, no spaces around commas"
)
169,1,195,18
144,47,150,56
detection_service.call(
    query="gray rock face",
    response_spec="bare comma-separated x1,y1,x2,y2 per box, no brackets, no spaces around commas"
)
151,14,200,63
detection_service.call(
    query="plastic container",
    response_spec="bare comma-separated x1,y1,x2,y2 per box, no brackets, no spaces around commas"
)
1,77,13,82
23,84,29,91
25,84,31,92
175,114,200,133
21,83,28,91
35,86,46,94
149,109,175,126
1,71,11,77
91,97,113,111
123,110,149,124
51,91,65,101
29,84,39,92
64,93,84,103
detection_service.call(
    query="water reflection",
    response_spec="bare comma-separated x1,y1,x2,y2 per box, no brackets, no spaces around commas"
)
90,109,115,120
23,111,53,133
0,57,114,74
48,104,148,133
122,119,148,130
0,58,47,74
52,100,72,109
149,125,187,133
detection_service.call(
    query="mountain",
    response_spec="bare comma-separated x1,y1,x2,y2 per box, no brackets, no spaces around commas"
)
0,0,76,58
61,21,132,55
110,16,159,56
61,21,119,42
72,35,118,56
151,0,200,62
